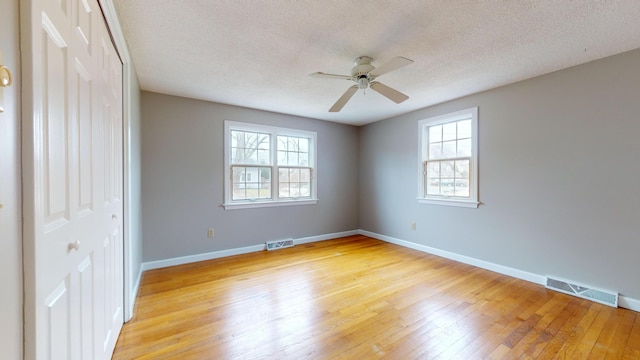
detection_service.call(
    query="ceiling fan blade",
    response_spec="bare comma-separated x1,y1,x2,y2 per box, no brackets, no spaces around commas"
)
329,85,358,112
309,72,353,81
369,56,414,77
370,81,409,104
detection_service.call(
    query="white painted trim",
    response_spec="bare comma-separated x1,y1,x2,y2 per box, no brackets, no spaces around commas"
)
359,229,640,312
294,230,359,245
223,199,318,210
619,296,640,312
359,230,545,285
129,266,143,314
141,244,266,271
417,198,479,208
141,230,359,272
98,0,132,62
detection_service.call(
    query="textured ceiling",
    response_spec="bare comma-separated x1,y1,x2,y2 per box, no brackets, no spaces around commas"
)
113,0,640,126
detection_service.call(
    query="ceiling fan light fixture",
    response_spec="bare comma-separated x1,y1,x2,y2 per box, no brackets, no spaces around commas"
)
357,76,369,90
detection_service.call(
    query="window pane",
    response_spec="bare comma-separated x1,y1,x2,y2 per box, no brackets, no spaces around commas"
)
300,169,311,182
279,183,290,198
441,179,455,195
424,159,470,199
231,131,271,165
232,167,246,200
441,161,454,178
427,162,440,178
232,166,271,200
299,138,309,153
288,137,298,151
277,150,287,165
245,132,256,148
299,153,309,166
293,168,298,178
426,179,441,196
231,131,239,147
442,141,456,158
276,135,309,167
278,167,311,199
290,183,300,197
301,176,311,196
300,183,310,197
257,149,269,164
455,160,470,179
454,179,469,197
442,122,457,141
277,136,287,151
457,119,472,139
257,134,270,150
279,168,289,182
247,150,257,164
429,142,442,159
289,152,300,166
457,138,471,157
429,125,442,143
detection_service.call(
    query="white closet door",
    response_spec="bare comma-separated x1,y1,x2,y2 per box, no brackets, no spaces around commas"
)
23,0,124,358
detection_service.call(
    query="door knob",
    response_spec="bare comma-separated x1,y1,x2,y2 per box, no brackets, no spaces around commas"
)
68,240,81,252
112,214,117,220
0,65,12,87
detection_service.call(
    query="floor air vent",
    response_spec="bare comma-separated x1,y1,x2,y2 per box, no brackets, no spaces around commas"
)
265,239,294,251
546,277,618,307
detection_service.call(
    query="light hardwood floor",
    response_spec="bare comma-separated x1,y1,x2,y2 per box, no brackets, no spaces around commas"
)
113,235,640,359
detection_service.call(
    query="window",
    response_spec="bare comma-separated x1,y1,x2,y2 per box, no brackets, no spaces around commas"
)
224,121,317,209
418,107,478,208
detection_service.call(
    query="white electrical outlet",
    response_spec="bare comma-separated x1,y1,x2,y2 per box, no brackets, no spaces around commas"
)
411,222,416,230
207,228,215,238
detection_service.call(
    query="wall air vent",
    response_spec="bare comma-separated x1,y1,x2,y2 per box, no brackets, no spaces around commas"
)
546,276,618,308
265,239,294,251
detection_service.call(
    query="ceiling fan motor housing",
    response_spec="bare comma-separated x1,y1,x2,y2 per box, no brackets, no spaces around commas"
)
351,56,374,88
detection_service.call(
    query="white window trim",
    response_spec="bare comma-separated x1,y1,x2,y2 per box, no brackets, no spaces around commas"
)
223,121,318,210
417,107,479,208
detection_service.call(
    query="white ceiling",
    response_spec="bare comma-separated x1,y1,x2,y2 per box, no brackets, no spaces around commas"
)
112,0,640,126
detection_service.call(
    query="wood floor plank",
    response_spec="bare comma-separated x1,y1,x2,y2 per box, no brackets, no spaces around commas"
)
113,236,640,359
622,313,640,359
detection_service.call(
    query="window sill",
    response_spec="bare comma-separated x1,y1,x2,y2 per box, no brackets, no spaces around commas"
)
417,197,479,208
223,199,318,210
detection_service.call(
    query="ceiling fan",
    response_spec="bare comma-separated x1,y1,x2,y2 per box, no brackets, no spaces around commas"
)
309,56,414,112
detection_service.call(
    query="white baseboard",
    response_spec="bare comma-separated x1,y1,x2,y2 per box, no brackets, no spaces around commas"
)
141,244,264,271
125,266,143,322
140,230,360,272
295,230,360,244
619,296,640,312
358,229,640,313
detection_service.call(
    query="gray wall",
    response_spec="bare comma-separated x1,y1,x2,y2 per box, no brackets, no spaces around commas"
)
141,92,359,262
359,48,640,300
0,0,22,357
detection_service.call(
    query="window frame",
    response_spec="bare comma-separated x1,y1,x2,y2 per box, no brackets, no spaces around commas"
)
223,121,318,210
417,107,479,208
